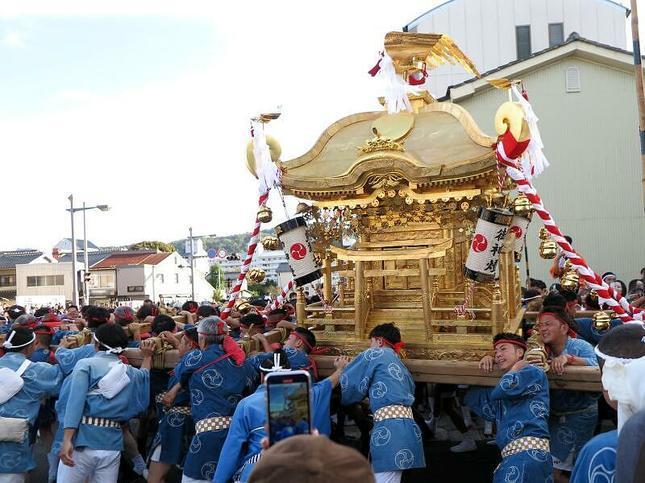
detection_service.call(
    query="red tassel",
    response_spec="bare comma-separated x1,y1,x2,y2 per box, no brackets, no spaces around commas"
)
368,52,384,77
407,66,427,86
223,335,246,365
498,129,530,159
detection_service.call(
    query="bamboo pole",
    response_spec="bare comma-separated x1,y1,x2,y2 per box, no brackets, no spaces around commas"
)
630,0,645,209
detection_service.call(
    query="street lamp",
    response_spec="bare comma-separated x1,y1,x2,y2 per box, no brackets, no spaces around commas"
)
187,228,216,301
67,198,110,306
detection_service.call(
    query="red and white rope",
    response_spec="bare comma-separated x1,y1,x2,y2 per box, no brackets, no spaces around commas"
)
269,279,295,311
495,133,643,323
220,192,270,320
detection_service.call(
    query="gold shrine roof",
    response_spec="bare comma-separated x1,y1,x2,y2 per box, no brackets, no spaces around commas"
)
280,102,497,198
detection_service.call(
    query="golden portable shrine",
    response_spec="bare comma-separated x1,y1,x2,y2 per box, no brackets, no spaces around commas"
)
273,32,529,362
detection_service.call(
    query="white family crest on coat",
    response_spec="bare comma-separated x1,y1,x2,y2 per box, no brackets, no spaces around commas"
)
370,381,388,399
530,401,548,418
371,427,392,447
587,447,616,482
363,348,384,361
201,368,224,389
387,363,404,381
394,449,415,469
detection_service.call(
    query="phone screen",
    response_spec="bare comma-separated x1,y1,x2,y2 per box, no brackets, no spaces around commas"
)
265,371,312,445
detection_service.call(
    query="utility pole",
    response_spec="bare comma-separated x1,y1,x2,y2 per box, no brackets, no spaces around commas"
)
68,195,79,306
189,227,195,301
630,0,645,209
83,202,89,305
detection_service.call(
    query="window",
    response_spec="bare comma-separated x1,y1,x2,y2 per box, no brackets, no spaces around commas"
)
549,23,564,47
26,275,64,287
174,273,179,283
516,25,531,60
127,286,144,293
0,275,15,287
566,67,581,93
157,274,165,283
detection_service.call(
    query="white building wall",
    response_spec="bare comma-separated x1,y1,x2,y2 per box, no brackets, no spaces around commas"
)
16,262,74,307
407,0,628,97
452,49,645,284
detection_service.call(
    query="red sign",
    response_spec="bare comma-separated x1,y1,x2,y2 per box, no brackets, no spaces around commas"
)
472,233,488,253
290,242,307,260
510,225,523,239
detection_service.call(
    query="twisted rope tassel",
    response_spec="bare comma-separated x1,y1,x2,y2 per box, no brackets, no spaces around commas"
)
220,192,270,320
495,132,643,324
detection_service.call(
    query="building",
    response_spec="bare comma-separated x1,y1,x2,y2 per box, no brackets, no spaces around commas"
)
404,0,629,97
0,250,57,302
276,262,292,290
16,261,74,309
54,238,100,253
91,250,214,307
218,248,289,290
443,33,645,283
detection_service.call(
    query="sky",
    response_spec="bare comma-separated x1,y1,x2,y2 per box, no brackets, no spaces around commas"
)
0,0,641,252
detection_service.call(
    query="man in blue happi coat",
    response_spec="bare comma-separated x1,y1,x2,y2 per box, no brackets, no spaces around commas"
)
57,323,154,483
148,327,201,483
0,327,64,483
469,332,552,483
214,349,350,483
249,326,318,380
570,323,645,483
163,316,253,483
536,296,599,482
340,322,425,483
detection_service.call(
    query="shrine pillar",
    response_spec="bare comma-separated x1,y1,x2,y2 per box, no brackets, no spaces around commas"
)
419,257,433,341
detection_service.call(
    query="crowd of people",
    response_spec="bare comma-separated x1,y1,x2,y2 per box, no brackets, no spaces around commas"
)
0,266,643,483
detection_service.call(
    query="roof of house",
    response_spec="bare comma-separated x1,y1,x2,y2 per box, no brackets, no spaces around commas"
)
57,249,114,267
441,33,639,101
0,250,46,269
403,0,629,31
55,238,100,251
92,251,172,269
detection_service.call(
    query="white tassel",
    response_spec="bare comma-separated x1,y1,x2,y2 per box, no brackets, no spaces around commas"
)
252,120,281,195
511,85,550,179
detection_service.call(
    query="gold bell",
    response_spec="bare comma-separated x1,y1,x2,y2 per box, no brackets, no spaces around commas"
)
261,236,280,251
247,267,266,284
592,311,611,331
236,300,253,314
513,194,532,218
257,205,273,223
560,261,579,292
538,227,557,259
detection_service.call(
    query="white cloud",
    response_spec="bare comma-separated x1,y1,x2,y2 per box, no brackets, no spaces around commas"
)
2,30,26,47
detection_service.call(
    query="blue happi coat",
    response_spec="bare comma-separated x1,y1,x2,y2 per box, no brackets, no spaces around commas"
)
175,344,253,481
549,337,599,467
570,430,617,483
62,351,150,451
341,347,425,473
249,346,315,379
214,378,334,483
465,365,553,483
574,318,621,345
149,350,196,465
0,352,63,474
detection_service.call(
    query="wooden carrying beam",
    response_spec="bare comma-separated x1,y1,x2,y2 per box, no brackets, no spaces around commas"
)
312,356,602,392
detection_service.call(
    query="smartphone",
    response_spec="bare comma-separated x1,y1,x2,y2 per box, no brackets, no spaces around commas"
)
265,370,312,445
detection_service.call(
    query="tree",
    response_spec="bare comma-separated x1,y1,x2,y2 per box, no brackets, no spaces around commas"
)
247,280,278,298
131,241,176,252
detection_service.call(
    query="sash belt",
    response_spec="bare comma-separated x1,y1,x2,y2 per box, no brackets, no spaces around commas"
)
373,405,413,423
195,416,232,434
81,416,120,429
501,436,550,458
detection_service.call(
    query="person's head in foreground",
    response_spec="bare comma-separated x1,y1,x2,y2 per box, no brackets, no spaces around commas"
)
248,434,375,483
492,332,527,371
595,323,645,431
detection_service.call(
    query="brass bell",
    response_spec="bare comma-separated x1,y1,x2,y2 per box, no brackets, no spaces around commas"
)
513,194,532,218
539,239,557,259
236,300,253,314
592,311,611,331
296,202,311,214
560,261,579,292
247,267,266,284
261,236,280,251
589,290,598,301
257,205,273,223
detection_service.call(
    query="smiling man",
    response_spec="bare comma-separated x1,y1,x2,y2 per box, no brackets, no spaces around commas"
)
468,332,552,483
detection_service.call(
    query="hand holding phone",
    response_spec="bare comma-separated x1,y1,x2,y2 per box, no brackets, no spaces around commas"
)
265,370,312,446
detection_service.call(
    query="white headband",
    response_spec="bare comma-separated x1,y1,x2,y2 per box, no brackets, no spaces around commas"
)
2,330,36,349
93,333,124,354
259,352,290,373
